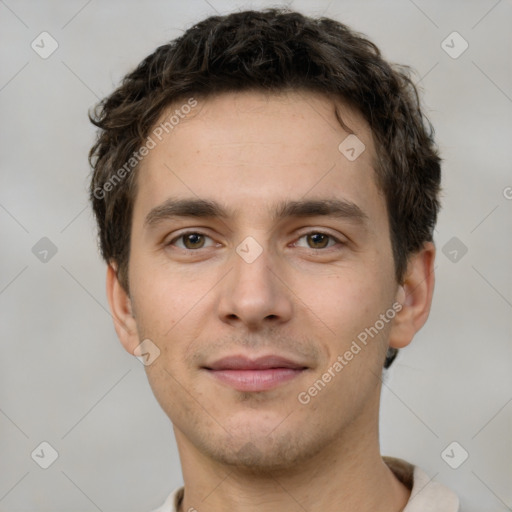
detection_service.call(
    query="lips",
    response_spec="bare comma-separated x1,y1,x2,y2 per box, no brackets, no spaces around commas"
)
203,355,307,392
206,355,306,371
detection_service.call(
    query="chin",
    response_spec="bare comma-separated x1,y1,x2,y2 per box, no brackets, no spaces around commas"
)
211,440,305,474
193,419,325,475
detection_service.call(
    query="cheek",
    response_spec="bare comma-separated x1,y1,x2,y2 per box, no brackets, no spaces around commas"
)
129,257,209,337
295,268,395,374
298,271,383,331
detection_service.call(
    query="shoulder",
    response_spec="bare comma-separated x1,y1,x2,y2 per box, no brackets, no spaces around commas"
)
149,487,184,512
384,456,460,512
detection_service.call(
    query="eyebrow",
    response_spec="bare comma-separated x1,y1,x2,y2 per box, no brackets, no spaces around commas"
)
144,197,368,228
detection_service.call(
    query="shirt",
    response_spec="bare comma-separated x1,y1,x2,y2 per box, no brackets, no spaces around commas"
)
151,456,460,512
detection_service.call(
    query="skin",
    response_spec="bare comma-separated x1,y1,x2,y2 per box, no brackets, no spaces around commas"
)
107,90,435,512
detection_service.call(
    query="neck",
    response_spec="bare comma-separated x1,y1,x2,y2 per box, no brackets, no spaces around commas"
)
174,414,410,512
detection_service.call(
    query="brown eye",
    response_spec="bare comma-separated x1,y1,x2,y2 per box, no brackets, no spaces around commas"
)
170,232,215,250
182,233,205,249
294,232,341,250
306,233,330,249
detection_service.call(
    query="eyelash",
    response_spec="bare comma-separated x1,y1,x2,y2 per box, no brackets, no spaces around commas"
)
167,230,345,251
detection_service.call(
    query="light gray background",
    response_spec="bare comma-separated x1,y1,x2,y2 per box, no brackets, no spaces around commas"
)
1,0,511,510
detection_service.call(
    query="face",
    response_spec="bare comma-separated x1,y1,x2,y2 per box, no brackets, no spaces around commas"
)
122,90,402,470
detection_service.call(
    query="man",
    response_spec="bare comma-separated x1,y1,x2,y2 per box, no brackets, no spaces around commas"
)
89,9,459,511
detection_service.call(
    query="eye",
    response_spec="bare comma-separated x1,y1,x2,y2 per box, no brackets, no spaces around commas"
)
295,232,341,249
169,232,216,250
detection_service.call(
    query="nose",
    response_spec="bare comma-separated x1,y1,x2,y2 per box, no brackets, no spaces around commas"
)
216,241,294,331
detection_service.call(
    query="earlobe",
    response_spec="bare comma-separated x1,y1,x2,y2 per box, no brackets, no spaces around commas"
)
388,242,436,349
105,263,140,355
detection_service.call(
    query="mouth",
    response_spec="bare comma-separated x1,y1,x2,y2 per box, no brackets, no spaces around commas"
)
203,355,308,392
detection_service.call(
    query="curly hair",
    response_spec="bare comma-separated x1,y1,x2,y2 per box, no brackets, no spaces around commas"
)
89,9,441,369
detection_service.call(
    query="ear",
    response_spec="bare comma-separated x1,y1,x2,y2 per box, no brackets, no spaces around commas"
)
105,262,140,355
389,242,436,349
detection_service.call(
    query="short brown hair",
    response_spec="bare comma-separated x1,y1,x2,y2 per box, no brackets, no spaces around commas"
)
89,9,441,367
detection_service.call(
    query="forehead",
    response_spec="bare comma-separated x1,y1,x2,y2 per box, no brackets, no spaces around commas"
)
133,90,384,227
